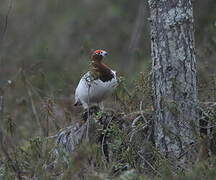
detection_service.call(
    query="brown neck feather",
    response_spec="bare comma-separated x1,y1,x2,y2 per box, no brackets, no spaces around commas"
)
91,54,103,62
90,60,114,82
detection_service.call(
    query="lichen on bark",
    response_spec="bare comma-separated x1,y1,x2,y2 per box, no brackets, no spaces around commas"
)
148,0,198,167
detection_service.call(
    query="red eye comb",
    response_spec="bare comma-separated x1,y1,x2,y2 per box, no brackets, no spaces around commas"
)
94,50,103,54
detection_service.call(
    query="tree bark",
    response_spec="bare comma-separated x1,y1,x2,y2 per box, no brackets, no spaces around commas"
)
148,0,198,166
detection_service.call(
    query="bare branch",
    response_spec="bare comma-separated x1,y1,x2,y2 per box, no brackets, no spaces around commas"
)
0,0,13,45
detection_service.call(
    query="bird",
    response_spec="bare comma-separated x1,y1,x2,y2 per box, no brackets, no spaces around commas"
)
74,50,118,110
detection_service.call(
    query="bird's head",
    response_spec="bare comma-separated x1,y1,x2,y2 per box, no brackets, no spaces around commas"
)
91,50,108,62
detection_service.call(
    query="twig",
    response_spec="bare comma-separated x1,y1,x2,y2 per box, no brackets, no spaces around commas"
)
197,106,211,119
140,101,147,123
101,116,113,165
26,83,42,134
45,134,59,140
21,70,43,136
131,115,142,128
0,0,13,44
123,110,147,119
177,142,198,160
197,124,216,129
0,0,13,84
137,151,161,177
130,115,149,142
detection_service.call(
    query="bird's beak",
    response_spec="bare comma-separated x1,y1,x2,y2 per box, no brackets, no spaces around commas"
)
102,51,108,56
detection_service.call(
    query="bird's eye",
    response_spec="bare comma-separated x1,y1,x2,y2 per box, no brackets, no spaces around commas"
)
94,50,103,55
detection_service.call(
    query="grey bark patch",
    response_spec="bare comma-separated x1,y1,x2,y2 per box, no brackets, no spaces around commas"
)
148,0,198,168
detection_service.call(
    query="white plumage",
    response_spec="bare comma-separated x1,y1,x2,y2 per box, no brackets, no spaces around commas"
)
75,71,117,109
74,50,118,109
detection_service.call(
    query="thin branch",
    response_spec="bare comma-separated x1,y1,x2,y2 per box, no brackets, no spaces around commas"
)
101,116,113,165
0,0,13,84
177,142,198,160
0,0,13,44
21,70,43,136
140,101,147,123
137,151,161,177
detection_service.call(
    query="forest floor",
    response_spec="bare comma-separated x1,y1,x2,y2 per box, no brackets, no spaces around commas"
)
0,70,216,180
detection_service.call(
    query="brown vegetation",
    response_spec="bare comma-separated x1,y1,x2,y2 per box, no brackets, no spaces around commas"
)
0,0,216,179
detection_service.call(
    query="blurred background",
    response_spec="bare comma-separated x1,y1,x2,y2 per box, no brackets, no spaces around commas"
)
0,0,216,139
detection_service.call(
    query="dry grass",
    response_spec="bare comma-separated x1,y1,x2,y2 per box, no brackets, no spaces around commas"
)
0,67,216,180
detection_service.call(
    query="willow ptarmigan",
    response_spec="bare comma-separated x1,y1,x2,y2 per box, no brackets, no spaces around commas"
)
74,50,118,109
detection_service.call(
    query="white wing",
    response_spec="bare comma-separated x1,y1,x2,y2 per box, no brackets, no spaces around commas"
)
75,70,117,109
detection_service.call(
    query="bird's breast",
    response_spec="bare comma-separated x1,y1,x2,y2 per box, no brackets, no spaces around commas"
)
75,71,117,103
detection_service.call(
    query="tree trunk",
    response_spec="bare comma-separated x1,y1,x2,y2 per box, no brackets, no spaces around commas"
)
148,0,198,166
